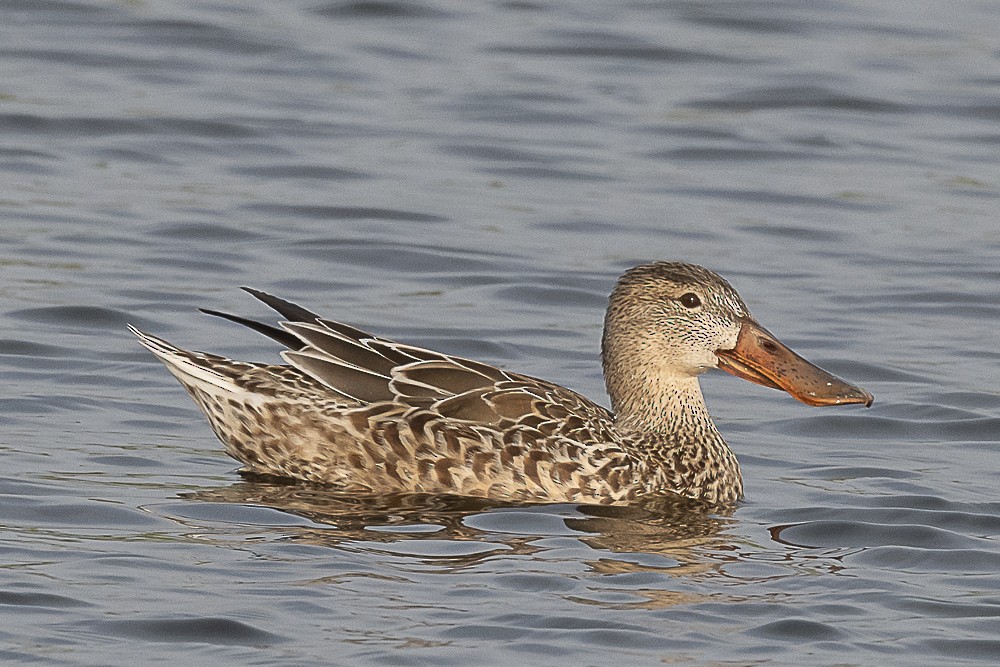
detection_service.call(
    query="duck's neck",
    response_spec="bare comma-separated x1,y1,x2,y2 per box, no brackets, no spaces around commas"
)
605,368,743,504
609,370,709,433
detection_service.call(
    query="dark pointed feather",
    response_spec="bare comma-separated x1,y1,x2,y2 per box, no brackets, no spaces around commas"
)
199,308,305,350
241,287,321,323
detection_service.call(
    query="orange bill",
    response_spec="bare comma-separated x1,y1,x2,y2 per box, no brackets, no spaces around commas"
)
716,320,874,407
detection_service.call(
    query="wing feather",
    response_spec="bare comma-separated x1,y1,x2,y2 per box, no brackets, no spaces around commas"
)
282,322,397,376
281,350,393,403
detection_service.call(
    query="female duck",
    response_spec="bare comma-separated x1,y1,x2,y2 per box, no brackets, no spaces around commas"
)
131,262,872,506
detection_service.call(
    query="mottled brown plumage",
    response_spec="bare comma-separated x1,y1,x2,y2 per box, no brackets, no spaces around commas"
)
131,262,873,506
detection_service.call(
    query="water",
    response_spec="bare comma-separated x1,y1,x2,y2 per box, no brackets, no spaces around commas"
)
2,0,999,664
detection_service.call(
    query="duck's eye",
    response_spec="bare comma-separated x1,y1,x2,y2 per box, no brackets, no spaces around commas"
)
679,293,701,309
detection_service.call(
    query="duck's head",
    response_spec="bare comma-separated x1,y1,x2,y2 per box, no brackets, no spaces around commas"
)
601,262,873,424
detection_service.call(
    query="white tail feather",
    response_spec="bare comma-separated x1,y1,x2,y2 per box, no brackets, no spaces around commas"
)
128,325,237,394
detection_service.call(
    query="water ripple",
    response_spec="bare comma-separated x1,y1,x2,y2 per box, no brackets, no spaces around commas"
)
89,617,285,646
686,86,906,113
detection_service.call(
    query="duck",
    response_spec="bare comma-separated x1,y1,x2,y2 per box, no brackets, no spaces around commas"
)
130,261,873,506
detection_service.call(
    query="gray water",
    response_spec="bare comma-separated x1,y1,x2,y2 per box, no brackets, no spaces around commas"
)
3,1,1000,664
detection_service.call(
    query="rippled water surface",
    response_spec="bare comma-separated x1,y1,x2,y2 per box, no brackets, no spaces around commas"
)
3,1,1000,664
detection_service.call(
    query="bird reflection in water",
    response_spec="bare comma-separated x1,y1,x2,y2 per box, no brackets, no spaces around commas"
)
183,475,740,607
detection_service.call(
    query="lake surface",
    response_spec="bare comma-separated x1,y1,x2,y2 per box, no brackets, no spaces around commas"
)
2,1,1000,664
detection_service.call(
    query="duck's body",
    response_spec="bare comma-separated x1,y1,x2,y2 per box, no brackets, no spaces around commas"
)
132,262,872,506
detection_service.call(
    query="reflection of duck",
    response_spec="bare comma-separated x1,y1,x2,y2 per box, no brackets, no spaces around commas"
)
132,262,872,506
184,477,734,581
184,477,511,546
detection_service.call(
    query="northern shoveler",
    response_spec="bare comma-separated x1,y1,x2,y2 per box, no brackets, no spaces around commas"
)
131,262,873,506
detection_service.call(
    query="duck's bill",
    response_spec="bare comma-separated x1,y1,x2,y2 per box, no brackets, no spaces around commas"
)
716,320,874,407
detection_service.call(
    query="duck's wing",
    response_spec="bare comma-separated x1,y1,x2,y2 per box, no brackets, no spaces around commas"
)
206,289,616,436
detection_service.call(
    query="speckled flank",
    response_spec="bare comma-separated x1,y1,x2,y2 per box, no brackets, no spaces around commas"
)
131,261,868,506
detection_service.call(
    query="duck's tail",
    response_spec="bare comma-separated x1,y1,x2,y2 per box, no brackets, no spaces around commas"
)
128,324,245,395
